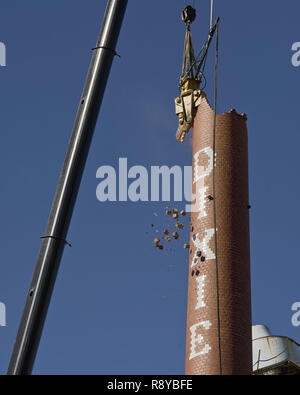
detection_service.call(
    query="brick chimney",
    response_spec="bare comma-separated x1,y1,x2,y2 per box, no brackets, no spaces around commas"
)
185,97,252,375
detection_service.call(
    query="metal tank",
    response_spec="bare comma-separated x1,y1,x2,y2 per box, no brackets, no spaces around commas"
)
252,325,300,375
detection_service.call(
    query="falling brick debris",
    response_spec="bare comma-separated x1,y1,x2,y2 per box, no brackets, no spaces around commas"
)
173,232,179,240
150,206,190,252
154,237,164,251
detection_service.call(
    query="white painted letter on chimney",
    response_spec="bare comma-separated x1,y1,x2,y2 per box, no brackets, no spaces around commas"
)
191,228,216,267
189,321,212,360
195,275,206,309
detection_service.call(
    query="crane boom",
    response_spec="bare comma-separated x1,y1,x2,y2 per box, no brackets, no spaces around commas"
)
7,0,128,375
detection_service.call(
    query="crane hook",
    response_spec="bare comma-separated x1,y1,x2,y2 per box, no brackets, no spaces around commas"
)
181,5,196,27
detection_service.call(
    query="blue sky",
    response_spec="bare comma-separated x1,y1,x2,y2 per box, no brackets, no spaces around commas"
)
0,0,299,374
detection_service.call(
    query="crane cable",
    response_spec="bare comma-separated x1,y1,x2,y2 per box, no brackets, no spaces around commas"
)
181,25,198,82
212,19,223,376
205,0,223,376
210,0,214,29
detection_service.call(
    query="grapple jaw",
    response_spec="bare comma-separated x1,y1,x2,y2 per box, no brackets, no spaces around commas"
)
175,80,205,143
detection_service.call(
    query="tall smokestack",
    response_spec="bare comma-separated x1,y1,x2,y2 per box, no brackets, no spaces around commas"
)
185,98,252,375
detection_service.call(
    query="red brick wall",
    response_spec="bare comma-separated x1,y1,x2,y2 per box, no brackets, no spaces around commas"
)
185,98,252,375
